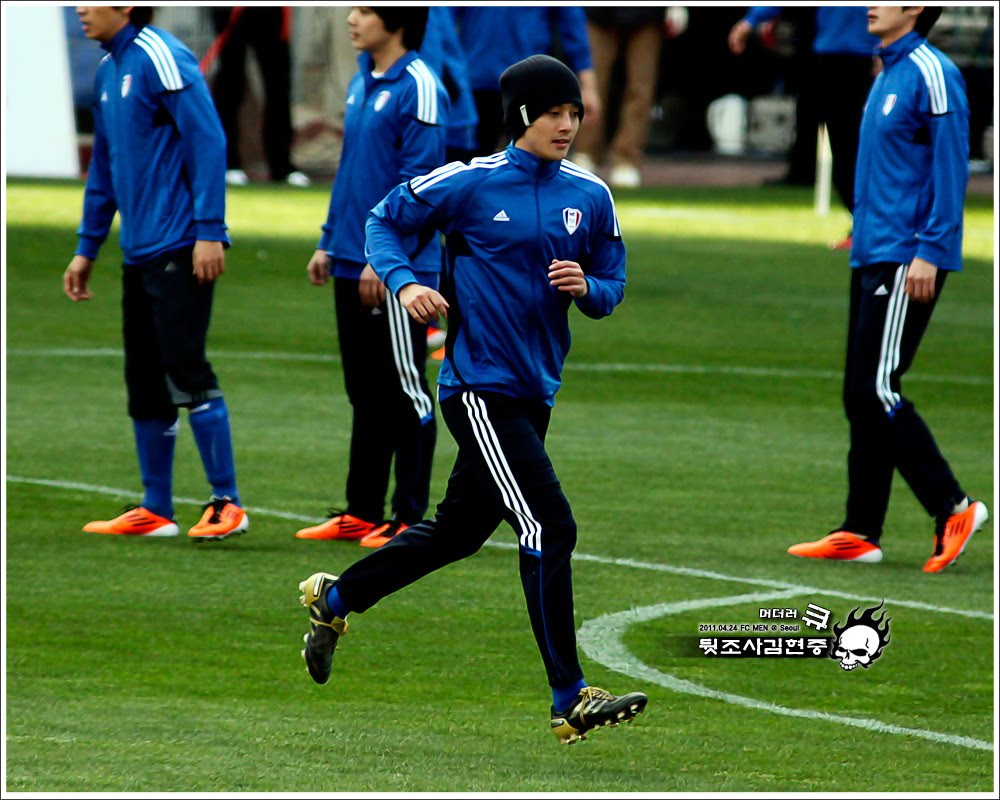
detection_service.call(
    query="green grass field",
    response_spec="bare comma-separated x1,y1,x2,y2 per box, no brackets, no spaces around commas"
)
4,178,996,793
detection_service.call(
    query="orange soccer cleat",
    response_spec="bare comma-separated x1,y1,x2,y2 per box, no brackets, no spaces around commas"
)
187,497,248,542
83,505,179,537
787,531,883,563
923,500,989,573
295,511,377,540
358,520,409,548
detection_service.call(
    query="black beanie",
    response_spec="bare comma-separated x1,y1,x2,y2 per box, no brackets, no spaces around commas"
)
371,7,429,52
500,55,584,141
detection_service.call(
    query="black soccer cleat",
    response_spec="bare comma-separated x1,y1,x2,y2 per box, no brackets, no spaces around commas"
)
298,572,348,684
549,686,648,744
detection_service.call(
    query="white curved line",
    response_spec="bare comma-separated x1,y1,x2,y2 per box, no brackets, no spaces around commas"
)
577,593,993,752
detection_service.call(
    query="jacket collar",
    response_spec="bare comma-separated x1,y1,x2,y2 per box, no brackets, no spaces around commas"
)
504,144,563,182
102,22,141,60
877,30,925,70
359,49,418,88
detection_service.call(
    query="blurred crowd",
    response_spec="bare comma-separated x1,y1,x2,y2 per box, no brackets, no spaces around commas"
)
65,6,995,186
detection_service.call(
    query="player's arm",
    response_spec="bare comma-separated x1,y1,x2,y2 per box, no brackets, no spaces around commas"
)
161,53,228,284
572,196,626,319
365,173,457,322
907,68,970,303
67,91,116,301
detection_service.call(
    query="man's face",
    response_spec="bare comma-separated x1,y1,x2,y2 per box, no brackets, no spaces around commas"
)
867,6,920,41
520,103,581,162
346,7,393,53
76,6,131,43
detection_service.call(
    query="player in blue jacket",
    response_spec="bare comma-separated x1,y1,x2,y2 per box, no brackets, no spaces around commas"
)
64,6,247,542
296,55,647,744
788,7,988,572
294,8,449,548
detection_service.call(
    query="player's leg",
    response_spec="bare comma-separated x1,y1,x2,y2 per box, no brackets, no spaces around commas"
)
145,248,246,540
359,290,436,547
83,263,180,537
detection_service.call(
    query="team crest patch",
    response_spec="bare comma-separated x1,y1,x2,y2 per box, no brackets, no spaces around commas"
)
374,90,392,112
562,208,582,235
121,74,132,98
882,94,896,116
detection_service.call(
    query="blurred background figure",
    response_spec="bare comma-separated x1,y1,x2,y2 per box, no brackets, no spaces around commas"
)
205,6,310,187
571,7,665,187
453,7,600,156
729,7,878,248
420,6,479,164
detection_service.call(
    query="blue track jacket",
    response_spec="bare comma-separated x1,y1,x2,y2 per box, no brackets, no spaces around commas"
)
851,32,969,271
366,146,626,404
421,7,478,151
76,23,229,265
318,51,448,282
454,8,592,91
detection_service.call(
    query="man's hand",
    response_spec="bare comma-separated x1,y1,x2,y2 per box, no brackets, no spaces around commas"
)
548,259,589,297
64,254,94,301
398,282,449,324
193,240,225,284
307,249,330,286
905,257,938,303
359,263,387,308
727,19,753,55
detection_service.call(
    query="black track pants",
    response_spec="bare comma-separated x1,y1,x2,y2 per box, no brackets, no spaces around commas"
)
335,390,584,689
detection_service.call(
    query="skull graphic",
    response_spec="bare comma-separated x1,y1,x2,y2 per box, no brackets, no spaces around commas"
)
833,625,879,670
828,602,891,671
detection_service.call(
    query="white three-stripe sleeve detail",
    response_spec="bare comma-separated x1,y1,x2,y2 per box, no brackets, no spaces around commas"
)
909,46,947,114
559,163,621,237
136,30,183,90
875,265,909,412
411,157,508,195
916,45,948,113
462,392,543,552
386,292,434,420
405,60,437,124
410,153,505,191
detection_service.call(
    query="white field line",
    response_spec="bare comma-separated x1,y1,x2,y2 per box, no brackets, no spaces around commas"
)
577,592,994,752
8,475,992,623
5,347,992,386
8,475,995,751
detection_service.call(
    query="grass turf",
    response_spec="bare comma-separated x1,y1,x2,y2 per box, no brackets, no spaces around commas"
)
3,179,995,792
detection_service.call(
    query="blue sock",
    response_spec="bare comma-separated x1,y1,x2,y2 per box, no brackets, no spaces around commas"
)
188,396,240,505
133,417,178,519
325,585,350,619
552,680,588,711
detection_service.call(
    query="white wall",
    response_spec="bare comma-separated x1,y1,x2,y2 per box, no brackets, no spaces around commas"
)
4,5,79,178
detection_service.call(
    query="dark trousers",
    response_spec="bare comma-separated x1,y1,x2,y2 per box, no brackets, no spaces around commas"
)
788,53,874,214
210,7,294,179
335,391,584,690
121,249,221,419
842,264,964,541
334,278,435,524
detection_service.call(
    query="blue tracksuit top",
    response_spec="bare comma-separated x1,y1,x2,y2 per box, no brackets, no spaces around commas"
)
318,50,448,283
76,23,229,265
454,8,592,92
851,32,969,271
366,146,626,405
744,7,878,56
421,7,479,150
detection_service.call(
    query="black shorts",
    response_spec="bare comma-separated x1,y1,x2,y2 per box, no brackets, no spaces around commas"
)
121,247,221,419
